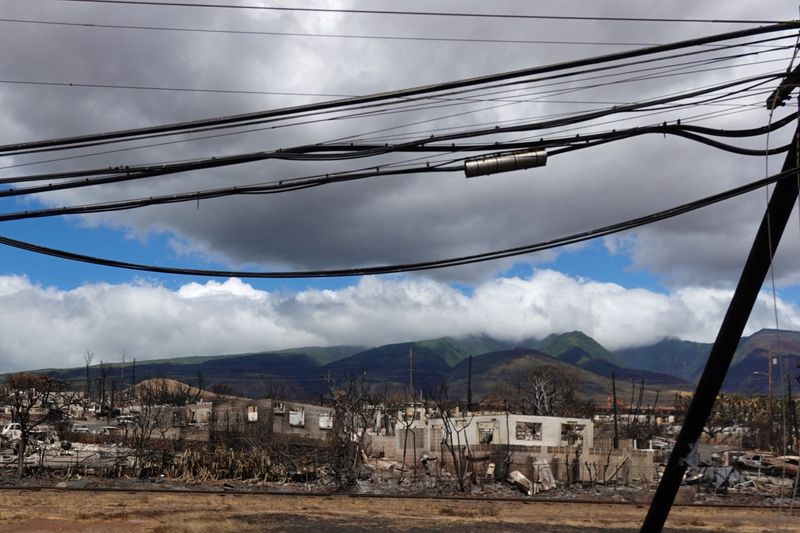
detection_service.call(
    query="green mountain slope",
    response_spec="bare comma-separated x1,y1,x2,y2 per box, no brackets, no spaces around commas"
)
526,331,623,366
19,329,796,402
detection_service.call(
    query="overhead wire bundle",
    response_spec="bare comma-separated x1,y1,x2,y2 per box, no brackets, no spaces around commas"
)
1,17,799,278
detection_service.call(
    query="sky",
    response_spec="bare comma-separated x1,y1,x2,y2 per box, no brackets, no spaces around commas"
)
2,0,800,372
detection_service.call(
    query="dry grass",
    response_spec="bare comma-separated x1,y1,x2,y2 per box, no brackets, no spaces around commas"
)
438,503,499,518
151,519,242,533
0,490,797,532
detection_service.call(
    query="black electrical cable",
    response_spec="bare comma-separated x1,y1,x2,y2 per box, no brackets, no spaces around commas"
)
1,97,793,205
0,78,352,98
0,167,794,278
0,16,741,48
0,91,769,179
7,42,788,173
51,1,786,25
335,86,776,146
0,87,769,175
383,35,797,113
339,47,795,145
1,69,786,198
3,33,791,165
2,111,795,189
0,163,462,221
0,22,796,155
0,126,792,220
0,71,764,171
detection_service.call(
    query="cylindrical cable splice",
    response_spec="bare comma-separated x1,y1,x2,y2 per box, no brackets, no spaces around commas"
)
464,149,547,177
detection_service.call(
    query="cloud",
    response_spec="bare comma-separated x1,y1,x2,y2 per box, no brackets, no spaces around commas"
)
1,269,797,373
1,0,798,288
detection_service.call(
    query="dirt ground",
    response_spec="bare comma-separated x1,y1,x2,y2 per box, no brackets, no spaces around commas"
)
0,489,798,533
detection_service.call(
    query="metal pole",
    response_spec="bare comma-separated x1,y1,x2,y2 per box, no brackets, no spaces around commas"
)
768,349,773,449
641,125,799,532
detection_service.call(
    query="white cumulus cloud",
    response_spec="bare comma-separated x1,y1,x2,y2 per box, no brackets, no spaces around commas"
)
0,270,797,373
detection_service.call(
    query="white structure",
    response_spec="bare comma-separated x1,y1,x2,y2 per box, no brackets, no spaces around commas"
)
434,413,594,449
383,409,593,454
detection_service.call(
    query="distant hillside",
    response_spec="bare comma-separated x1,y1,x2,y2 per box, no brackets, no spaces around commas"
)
320,335,512,390
445,348,685,405
322,341,452,391
527,331,623,367
724,329,800,393
120,345,365,367
15,329,798,401
615,338,711,382
44,350,329,400
126,377,242,401
613,329,800,392
732,329,800,366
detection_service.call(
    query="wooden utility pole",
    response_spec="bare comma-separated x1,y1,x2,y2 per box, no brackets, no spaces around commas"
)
641,108,800,530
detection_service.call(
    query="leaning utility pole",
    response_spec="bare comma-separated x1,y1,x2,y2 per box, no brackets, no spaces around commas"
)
642,72,800,531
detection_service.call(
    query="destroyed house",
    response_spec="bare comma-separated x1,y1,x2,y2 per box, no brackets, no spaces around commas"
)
210,399,273,439
206,399,334,442
431,413,593,449
271,401,333,441
371,412,594,465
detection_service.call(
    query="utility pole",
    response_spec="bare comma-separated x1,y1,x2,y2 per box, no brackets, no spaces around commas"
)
612,372,619,449
641,94,799,529
121,350,126,392
408,347,414,403
768,347,773,447
467,355,473,413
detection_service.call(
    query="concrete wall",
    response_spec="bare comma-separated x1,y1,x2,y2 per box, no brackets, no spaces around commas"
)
271,400,333,441
368,414,654,485
372,414,593,458
211,399,273,440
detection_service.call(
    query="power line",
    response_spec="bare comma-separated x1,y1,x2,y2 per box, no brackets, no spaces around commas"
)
0,166,794,278
0,17,712,48
52,0,785,25
347,54,791,144
2,111,795,189
0,119,793,220
0,69,785,165
1,46,787,171
1,75,788,199
0,78,351,98
272,45,793,146
0,52,780,99
1,22,795,155
0,161,463,221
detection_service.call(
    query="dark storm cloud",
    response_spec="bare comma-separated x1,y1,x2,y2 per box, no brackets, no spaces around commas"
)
0,0,798,287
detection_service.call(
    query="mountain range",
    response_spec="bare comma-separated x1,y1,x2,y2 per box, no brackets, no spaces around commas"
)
16,329,800,403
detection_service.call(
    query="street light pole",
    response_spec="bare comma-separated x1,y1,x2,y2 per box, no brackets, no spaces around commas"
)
754,370,773,449
768,353,773,448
